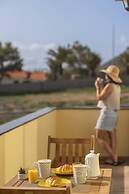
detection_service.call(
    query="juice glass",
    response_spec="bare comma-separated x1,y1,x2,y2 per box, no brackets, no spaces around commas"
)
28,169,38,184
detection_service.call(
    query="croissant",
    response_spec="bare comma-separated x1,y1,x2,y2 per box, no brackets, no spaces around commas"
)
57,164,73,173
45,176,61,186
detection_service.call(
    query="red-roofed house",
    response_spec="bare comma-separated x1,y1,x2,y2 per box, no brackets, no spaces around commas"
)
29,72,48,81
0,71,48,84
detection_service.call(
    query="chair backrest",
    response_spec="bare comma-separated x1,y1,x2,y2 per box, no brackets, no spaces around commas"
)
47,136,93,167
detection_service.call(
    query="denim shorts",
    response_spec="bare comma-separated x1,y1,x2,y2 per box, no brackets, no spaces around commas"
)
95,108,118,131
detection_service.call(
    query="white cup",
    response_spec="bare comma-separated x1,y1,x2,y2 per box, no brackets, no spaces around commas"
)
35,159,51,179
73,164,88,184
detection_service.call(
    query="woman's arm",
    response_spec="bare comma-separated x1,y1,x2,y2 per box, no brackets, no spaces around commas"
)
95,83,113,101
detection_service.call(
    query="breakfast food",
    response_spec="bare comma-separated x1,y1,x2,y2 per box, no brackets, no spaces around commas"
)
38,176,71,187
45,176,61,186
56,164,73,173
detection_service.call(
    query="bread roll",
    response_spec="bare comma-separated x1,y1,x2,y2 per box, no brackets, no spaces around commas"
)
45,176,61,186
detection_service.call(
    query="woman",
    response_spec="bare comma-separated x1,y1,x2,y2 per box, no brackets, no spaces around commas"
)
95,65,122,165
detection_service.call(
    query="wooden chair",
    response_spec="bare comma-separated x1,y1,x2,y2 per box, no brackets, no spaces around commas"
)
47,135,94,167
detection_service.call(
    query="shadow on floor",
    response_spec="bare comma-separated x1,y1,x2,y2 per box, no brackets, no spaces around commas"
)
100,157,129,194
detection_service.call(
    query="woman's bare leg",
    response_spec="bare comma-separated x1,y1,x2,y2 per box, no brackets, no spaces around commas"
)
111,128,118,162
96,130,116,162
104,131,113,163
106,131,112,148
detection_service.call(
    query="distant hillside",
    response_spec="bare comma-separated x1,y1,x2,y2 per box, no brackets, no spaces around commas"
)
96,48,129,86
103,54,123,67
99,49,129,75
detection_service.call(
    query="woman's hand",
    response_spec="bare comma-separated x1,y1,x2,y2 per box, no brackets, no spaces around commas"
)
96,83,113,100
95,78,103,89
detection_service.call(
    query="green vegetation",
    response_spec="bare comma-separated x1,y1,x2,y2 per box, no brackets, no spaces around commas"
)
120,48,129,75
47,41,101,80
0,86,129,125
0,42,23,79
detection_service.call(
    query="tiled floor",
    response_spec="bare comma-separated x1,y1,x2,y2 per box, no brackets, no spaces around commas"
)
101,158,129,194
111,166,129,194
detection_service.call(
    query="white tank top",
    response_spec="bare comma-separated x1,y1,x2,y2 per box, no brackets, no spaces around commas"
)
97,84,121,111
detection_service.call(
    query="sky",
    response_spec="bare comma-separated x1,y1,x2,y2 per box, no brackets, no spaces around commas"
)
0,0,129,71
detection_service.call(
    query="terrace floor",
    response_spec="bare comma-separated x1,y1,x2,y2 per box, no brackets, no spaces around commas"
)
101,158,129,194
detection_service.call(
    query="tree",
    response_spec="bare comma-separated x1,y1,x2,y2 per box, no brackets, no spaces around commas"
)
47,58,59,80
65,46,77,67
47,41,101,79
68,41,101,77
86,52,101,77
47,46,68,79
71,41,90,68
0,42,23,74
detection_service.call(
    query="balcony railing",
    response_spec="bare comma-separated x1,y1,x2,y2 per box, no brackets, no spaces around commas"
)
0,106,129,185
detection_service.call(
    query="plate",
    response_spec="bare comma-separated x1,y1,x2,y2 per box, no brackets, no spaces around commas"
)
52,168,73,176
38,178,71,187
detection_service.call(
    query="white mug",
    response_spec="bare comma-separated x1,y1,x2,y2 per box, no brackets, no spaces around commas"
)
35,159,51,178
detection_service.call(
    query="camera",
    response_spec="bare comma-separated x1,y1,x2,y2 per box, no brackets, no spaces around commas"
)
97,77,104,84
96,77,109,86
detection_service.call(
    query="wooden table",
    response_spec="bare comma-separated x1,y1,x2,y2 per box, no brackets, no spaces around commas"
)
72,168,112,194
0,168,112,194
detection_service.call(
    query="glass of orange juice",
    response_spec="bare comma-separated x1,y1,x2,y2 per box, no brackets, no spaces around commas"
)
28,169,38,184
